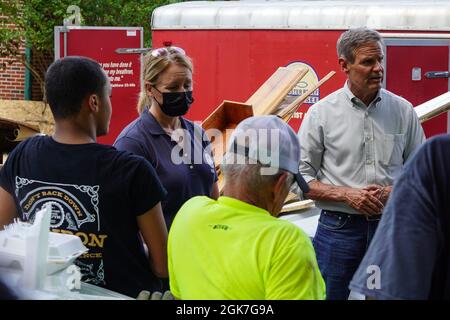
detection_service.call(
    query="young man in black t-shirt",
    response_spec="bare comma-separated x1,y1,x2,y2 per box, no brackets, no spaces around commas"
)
0,56,168,298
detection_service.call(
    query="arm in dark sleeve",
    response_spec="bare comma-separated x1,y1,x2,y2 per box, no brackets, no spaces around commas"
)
0,148,20,225
350,140,441,299
130,157,167,216
0,149,15,195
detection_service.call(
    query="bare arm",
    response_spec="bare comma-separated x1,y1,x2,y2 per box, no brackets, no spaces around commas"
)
305,180,384,216
363,184,393,206
137,202,168,278
0,187,18,229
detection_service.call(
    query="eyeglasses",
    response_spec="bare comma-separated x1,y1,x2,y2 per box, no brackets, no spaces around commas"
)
150,46,186,58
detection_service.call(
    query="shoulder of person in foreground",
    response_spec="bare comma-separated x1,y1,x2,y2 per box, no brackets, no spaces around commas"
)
171,195,214,223
264,220,326,300
167,195,216,298
349,135,450,299
0,277,18,300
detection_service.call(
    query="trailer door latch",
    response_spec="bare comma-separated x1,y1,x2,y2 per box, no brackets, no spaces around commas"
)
115,48,151,54
425,71,449,79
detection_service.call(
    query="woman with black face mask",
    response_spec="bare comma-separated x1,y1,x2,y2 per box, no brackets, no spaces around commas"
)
114,47,219,252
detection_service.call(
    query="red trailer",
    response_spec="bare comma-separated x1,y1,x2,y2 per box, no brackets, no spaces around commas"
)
151,0,450,137
54,26,143,144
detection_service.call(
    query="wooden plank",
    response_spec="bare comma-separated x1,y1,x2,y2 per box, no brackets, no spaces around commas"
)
246,67,308,116
202,100,254,169
277,71,336,122
0,99,54,135
281,200,314,213
1,152,8,166
284,191,299,204
414,91,450,123
202,100,253,132
217,169,225,196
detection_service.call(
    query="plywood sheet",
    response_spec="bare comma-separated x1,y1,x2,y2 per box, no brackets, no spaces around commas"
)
0,99,54,135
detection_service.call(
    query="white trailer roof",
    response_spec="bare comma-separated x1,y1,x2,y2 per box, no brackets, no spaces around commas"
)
151,0,450,31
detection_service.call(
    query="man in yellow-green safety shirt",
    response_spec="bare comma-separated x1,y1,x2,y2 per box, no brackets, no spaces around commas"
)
168,115,325,300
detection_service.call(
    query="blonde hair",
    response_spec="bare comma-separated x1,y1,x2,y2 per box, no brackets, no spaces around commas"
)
137,47,193,114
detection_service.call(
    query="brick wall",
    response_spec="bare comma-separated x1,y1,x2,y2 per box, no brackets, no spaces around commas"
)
31,50,53,101
0,12,53,101
0,35,26,100
0,45,53,102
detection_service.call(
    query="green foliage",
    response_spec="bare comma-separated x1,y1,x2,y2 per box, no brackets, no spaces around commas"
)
76,0,182,48
1,0,180,55
0,0,181,97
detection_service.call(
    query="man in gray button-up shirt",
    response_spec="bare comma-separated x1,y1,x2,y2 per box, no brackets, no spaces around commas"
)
298,27,425,300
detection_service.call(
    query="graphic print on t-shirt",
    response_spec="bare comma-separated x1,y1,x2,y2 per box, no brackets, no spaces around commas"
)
15,176,107,286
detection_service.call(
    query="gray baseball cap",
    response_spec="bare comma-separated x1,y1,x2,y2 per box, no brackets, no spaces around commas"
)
226,115,310,193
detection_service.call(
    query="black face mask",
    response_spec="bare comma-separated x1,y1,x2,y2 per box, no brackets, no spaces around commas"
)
153,88,194,117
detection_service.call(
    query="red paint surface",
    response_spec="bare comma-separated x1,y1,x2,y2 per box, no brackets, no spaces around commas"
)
57,28,449,142
153,30,347,132
153,30,449,137
386,45,449,138
58,28,142,144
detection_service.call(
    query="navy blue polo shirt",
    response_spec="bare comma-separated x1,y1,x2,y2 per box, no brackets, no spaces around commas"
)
114,110,217,229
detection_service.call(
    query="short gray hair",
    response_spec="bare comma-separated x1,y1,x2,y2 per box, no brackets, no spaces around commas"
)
221,154,294,192
337,28,383,63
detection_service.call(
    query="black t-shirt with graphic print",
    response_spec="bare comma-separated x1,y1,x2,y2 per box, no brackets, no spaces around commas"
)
0,136,167,298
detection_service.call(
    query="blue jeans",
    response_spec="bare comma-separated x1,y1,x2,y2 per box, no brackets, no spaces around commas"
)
313,210,380,300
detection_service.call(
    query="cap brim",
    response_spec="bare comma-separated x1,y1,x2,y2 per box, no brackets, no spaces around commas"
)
294,173,310,193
